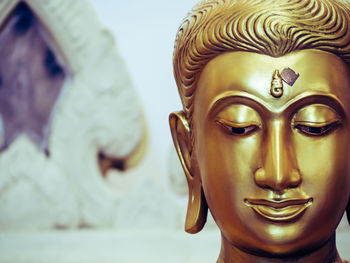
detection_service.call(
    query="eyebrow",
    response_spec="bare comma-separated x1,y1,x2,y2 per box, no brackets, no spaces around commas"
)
208,91,346,118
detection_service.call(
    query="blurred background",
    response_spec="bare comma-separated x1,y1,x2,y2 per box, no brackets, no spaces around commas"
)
0,0,348,262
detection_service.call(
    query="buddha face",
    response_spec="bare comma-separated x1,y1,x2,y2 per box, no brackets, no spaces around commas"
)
192,50,350,255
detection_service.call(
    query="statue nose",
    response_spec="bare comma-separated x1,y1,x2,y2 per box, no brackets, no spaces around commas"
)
254,120,301,192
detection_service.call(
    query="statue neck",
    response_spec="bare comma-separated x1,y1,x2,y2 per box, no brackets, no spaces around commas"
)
217,233,342,263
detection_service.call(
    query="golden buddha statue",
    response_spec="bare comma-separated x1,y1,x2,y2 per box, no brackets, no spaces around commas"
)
169,0,350,262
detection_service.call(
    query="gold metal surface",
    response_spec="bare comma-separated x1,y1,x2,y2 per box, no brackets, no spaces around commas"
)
170,0,350,262
270,70,284,98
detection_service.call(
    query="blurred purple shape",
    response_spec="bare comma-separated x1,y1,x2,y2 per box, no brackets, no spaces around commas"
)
0,3,69,154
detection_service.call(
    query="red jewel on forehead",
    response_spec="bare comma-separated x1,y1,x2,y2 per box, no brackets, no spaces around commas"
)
281,68,300,86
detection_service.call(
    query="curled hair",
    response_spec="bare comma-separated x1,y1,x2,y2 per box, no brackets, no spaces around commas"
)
173,0,350,120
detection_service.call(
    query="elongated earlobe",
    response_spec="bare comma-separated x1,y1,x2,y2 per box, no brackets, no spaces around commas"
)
184,174,208,233
346,200,350,224
169,111,208,233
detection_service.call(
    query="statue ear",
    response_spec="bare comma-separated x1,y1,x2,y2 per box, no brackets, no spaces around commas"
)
169,111,208,233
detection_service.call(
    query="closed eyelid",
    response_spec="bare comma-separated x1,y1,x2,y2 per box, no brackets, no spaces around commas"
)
293,119,341,127
292,104,342,125
216,118,261,127
214,104,262,125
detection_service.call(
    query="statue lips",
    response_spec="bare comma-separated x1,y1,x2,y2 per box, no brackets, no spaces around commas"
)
244,198,313,223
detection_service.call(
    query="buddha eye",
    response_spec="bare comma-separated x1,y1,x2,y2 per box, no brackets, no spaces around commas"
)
292,104,343,137
294,121,341,136
216,121,259,136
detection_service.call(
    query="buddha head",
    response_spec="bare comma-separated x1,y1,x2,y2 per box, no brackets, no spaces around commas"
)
169,0,350,261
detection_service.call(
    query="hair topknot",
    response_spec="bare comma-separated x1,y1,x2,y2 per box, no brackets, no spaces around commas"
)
173,0,350,119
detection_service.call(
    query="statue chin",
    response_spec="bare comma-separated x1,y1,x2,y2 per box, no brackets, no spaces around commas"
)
170,0,350,262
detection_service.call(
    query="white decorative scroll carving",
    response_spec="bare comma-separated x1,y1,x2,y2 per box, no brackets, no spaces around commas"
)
0,0,145,229
0,136,79,229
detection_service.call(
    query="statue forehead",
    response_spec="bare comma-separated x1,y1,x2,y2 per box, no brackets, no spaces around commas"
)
194,50,350,116
173,0,350,120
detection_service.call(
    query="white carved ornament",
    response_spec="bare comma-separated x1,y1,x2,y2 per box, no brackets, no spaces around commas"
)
0,0,144,229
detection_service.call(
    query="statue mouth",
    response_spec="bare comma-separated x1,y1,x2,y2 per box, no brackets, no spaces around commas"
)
244,198,313,222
